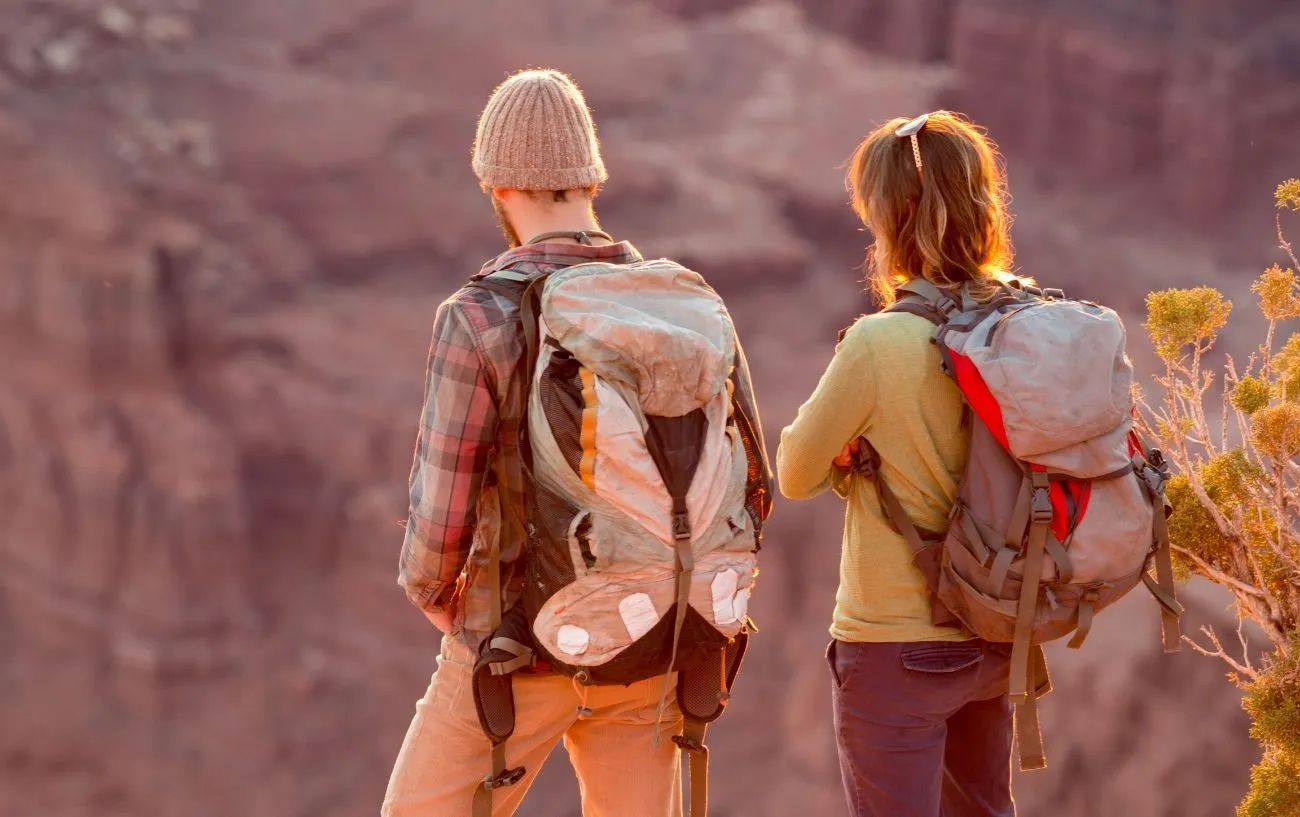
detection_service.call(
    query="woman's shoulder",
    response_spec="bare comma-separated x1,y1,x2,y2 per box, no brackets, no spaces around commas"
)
840,309,935,349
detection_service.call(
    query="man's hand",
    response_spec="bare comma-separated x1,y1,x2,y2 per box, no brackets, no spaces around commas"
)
423,608,456,634
833,437,863,468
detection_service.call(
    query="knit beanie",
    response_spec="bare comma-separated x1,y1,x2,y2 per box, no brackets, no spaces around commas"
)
472,69,608,191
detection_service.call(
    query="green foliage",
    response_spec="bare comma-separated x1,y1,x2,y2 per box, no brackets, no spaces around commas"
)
1243,631,1300,753
1271,334,1300,400
1250,403,1300,460
1253,265,1300,321
1201,449,1264,508
1166,451,1265,578
1238,751,1300,817
1233,376,1272,415
1144,287,1233,363
1278,179,1300,212
1147,181,1300,816
1165,474,1230,577
1237,634,1300,817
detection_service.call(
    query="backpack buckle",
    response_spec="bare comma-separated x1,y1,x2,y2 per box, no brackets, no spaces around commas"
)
1147,447,1169,475
935,294,961,317
483,765,527,790
1031,488,1054,523
673,735,706,754
672,511,692,542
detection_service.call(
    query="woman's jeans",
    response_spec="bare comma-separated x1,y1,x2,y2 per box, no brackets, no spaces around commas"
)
828,639,1016,817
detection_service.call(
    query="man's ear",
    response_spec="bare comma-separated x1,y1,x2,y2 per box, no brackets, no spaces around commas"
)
492,187,521,204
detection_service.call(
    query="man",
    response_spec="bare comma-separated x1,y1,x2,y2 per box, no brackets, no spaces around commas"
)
382,69,771,817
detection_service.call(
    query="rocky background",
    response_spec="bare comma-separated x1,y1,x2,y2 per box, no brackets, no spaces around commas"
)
2,1,1297,815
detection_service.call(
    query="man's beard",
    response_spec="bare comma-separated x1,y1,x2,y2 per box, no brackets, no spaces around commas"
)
492,197,522,248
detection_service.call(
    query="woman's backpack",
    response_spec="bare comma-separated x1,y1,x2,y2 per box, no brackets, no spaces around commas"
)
852,277,1182,772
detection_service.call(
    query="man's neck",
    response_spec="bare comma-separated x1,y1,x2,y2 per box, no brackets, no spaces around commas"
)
515,208,609,247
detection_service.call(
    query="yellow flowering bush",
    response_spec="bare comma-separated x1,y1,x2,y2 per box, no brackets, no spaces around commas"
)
1143,181,1300,816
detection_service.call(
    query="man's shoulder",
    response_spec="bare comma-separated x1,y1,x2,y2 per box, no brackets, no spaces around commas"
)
446,268,538,335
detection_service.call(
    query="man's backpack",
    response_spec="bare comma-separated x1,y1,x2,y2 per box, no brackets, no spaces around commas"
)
466,256,766,817
852,277,1182,772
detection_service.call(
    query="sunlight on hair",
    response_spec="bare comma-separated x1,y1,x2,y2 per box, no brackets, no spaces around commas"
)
846,111,1018,307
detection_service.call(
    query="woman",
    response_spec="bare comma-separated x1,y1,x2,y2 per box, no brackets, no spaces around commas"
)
777,112,1027,817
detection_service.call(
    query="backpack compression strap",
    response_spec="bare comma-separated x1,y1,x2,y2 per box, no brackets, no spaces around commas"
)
1135,450,1183,653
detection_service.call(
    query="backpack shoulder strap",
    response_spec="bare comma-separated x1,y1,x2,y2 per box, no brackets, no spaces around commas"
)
465,266,534,303
465,267,551,382
887,279,962,325
885,297,946,326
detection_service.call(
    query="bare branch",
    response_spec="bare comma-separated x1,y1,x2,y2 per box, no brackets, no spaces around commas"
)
1184,625,1261,681
1243,544,1290,636
1236,615,1254,676
1172,544,1271,600
1280,213,1300,271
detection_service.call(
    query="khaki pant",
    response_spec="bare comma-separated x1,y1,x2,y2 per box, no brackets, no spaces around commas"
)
382,635,684,817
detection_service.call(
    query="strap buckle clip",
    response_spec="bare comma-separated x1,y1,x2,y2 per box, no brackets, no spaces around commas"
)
672,510,691,542
1030,488,1054,523
935,294,961,317
672,735,706,754
483,765,527,790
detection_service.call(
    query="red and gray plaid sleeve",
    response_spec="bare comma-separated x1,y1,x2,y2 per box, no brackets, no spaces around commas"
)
398,298,498,615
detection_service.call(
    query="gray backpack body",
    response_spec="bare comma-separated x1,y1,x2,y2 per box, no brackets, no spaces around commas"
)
854,278,1182,771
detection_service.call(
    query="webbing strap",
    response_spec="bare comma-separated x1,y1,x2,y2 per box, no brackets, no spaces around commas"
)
678,718,710,817
1043,534,1075,586
1066,591,1099,649
989,547,1018,598
1006,478,1032,549
519,276,547,397
488,637,535,676
473,489,508,815
1150,506,1182,653
897,278,952,307
1009,474,1050,703
657,502,695,727
959,511,993,564
1014,645,1048,771
472,743,510,817
876,474,931,557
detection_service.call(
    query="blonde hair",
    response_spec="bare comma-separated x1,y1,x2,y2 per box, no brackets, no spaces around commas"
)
847,111,1020,306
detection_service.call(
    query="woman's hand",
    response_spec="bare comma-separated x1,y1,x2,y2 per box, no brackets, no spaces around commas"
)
833,437,863,468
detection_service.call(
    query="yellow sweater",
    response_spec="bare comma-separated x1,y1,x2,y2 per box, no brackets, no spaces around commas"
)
777,311,972,643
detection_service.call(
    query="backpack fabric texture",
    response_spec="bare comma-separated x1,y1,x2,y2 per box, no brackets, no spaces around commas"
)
464,254,765,817
851,277,1182,773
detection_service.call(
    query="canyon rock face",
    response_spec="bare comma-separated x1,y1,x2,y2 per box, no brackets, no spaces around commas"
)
765,0,1300,231
0,2,1282,816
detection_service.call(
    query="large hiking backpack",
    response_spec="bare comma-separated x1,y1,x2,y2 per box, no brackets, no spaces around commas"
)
853,277,1183,771
466,256,764,817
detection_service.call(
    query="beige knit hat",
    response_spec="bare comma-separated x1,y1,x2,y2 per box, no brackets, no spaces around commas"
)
472,69,608,191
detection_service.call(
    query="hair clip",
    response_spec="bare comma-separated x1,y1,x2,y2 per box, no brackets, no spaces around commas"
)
895,113,930,175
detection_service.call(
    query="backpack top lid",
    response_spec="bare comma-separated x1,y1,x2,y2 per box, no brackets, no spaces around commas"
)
895,277,1136,478
541,259,736,418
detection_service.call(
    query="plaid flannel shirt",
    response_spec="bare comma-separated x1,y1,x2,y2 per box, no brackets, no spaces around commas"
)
399,240,773,652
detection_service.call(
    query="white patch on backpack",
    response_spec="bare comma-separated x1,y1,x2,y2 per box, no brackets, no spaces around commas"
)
556,625,591,656
618,593,660,641
711,569,740,625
